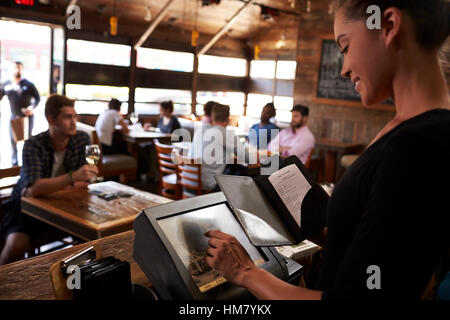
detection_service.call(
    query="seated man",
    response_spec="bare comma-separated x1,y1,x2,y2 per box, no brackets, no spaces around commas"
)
248,103,279,149
268,104,315,164
0,94,98,265
188,104,245,192
95,98,129,155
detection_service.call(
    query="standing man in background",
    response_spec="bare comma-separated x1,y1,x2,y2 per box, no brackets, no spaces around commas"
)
0,61,41,166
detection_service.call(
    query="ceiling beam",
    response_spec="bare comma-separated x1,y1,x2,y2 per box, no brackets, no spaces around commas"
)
198,0,255,56
134,0,176,50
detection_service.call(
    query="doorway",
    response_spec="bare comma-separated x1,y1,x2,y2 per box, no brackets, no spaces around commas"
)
0,19,64,168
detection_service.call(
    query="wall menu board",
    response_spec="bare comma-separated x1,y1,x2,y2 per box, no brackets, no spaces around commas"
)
317,39,361,101
316,38,394,106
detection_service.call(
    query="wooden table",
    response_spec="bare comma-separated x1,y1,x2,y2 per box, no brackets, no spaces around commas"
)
122,130,172,144
21,181,171,241
0,230,146,300
315,138,365,183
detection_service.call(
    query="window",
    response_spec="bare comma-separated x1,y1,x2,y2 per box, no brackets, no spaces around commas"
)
273,96,294,122
67,39,130,67
276,61,297,80
137,48,194,72
198,55,247,77
196,91,245,116
66,84,129,114
250,60,297,80
250,60,276,79
0,20,51,93
134,88,192,115
246,94,293,123
246,94,273,118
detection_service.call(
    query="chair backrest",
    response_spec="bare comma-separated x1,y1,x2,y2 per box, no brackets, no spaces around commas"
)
305,148,315,169
76,122,103,173
154,139,177,176
0,166,21,219
76,122,99,145
177,158,202,198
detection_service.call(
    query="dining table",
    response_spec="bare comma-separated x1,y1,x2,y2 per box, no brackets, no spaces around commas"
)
21,181,172,241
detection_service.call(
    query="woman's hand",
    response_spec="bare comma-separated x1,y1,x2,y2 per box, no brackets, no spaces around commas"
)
204,230,256,287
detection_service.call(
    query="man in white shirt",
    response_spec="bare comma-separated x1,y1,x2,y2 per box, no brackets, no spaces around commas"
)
188,104,245,191
95,98,129,154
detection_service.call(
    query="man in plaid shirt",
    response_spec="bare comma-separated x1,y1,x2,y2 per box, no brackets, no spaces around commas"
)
0,94,98,265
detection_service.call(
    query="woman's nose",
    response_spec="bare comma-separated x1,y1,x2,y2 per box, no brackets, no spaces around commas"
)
341,66,351,79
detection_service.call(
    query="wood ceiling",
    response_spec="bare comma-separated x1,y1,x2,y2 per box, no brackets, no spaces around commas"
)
51,0,301,40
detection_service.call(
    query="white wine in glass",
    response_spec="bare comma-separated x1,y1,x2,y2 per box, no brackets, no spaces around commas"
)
85,144,103,182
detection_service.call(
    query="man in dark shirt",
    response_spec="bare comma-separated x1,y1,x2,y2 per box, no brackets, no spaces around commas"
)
0,61,41,166
0,94,98,265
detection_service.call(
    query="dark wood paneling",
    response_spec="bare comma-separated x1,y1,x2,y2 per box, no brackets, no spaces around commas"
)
135,68,192,90
66,61,130,87
67,29,131,46
248,79,273,95
197,74,246,92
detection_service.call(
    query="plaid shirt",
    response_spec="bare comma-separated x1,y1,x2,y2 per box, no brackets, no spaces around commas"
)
11,130,90,201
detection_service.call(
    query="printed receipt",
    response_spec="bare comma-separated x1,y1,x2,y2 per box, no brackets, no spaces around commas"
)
268,164,311,227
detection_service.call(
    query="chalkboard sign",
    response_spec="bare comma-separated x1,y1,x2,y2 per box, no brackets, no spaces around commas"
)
317,39,393,105
317,39,361,101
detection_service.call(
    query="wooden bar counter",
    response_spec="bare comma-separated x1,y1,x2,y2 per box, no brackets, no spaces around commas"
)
0,230,146,300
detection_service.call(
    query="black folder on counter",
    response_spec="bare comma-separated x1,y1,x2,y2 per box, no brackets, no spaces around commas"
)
215,155,328,247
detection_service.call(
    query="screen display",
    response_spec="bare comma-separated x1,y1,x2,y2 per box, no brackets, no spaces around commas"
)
157,203,265,293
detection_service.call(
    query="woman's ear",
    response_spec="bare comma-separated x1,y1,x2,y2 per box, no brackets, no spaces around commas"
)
382,7,403,48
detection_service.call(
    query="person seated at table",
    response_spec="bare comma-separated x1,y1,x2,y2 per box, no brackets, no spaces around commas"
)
95,98,129,155
201,101,216,126
0,94,98,265
188,103,245,192
248,102,279,149
268,104,315,164
157,101,181,134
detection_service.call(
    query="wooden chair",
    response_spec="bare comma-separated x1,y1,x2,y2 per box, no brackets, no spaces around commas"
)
0,166,21,222
0,167,75,259
154,140,181,200
304,148,314,169
76,122,137,184
177,158,204,199
305,148,324,183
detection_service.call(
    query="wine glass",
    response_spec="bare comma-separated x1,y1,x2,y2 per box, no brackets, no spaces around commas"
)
85,144,103,183
130,112,139,125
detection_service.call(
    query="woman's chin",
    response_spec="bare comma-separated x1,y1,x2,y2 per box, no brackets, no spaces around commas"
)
361,92,387,106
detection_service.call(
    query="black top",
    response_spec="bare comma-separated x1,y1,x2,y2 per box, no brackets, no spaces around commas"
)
317,109,450,300
1,79,40,117
157,115,181,134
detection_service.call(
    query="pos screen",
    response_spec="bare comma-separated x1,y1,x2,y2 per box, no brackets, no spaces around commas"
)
157,203,265,293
